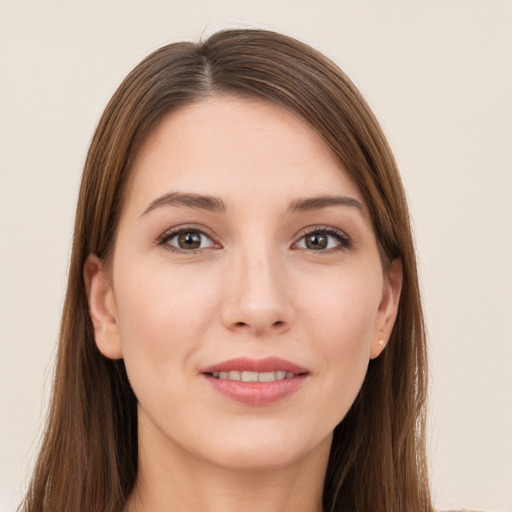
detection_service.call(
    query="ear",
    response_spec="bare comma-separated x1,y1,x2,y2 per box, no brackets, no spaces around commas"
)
370,258,403,359
83,254,123,360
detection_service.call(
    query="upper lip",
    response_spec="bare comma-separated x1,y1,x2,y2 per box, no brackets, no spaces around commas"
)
201,357,309,375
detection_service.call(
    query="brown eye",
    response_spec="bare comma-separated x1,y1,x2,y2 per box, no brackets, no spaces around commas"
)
177,231,201,249
295,228,351,252
162,229,216,252
304,233,328,250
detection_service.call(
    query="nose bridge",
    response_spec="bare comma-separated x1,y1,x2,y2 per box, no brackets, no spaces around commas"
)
221,236,293,334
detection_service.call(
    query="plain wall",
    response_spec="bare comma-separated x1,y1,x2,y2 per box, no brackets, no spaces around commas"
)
1,1,511,511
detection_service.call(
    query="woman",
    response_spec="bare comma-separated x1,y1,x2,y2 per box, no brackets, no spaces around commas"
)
21,29,433,512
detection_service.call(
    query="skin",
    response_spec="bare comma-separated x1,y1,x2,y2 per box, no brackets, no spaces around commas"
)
85,95,402,512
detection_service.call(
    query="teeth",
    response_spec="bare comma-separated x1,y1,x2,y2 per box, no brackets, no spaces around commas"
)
241,371,258,382
210,370,296,382
258,371,275,382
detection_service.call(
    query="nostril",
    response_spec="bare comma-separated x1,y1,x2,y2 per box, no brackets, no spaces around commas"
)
272,320,284,327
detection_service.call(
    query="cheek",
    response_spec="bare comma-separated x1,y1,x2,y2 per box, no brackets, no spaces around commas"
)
296,266,382,411
298,264,382,348
111,260,219,389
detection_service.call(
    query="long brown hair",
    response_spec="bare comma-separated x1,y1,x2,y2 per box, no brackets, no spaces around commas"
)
22,29,433,512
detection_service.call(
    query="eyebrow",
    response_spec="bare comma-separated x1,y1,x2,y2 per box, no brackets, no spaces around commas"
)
141,192,365,217
287,195,365,216
141,192,227,217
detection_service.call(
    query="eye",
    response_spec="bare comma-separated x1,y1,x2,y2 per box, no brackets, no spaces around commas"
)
294,227,351,252
159,227,218,253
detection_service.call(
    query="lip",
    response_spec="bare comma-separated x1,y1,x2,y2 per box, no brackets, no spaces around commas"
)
201,356,309,374
201,357,309,406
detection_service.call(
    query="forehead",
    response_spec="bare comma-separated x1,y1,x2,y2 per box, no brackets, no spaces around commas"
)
125,95,365,214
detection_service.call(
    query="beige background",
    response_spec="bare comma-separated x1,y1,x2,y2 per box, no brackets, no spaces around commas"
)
1,1,511,511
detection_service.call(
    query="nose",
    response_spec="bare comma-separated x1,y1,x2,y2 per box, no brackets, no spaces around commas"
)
220,248,294,336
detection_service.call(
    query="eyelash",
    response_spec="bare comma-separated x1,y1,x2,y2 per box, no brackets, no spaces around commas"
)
294,226,352,253
157,225,218,254
157,225,352,254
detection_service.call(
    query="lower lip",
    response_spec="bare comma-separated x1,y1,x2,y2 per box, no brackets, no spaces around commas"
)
203,374,308,406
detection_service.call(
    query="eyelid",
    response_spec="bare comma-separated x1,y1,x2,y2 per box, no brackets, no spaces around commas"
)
155,223,352,254
292,225,352,252
156,224,221,253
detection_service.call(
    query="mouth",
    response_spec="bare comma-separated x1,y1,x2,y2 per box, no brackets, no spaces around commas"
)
207,370,302,382
200,357,309,406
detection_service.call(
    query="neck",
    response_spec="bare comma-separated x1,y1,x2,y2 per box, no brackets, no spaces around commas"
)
125,420,330,512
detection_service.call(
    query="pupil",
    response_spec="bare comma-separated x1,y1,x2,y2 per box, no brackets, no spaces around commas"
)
306,233,327,250
178,232,201,249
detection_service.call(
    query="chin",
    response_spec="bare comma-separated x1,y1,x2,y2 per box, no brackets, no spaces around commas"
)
194,427,333,474
206,447,305,473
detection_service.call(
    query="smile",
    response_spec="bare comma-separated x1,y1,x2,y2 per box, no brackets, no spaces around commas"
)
201,357,309,405
209,370,296,382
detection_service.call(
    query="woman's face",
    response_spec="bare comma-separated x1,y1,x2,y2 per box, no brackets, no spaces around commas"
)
87,95,401,473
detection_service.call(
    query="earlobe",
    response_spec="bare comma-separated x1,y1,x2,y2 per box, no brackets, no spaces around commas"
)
370,258,403,359
83,254,123,360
